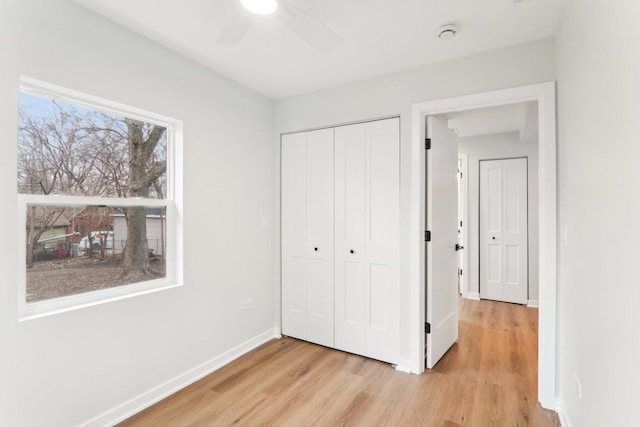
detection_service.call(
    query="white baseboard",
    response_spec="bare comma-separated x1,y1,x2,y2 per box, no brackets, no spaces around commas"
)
555,398,571,427
394,358,416,374
463,292,480,300
527,300,539,308
80,327,282,427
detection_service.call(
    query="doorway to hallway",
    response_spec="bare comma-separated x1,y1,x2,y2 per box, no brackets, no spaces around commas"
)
411,82,557,409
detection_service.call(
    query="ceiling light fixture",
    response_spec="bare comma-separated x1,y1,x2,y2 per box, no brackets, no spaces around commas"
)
436,23,458,40
241,0,278,15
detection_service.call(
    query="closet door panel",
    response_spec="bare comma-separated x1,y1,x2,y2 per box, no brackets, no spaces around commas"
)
363,118,400,363
369,264,390,328
334,124,367,355
335,118,399,364
305,128,335,347
281,133,308,340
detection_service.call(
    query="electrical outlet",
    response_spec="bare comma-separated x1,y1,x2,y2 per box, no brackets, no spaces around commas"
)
573,374,583,400
240,299,252,311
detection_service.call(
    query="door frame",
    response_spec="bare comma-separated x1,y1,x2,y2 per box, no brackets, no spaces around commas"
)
409,82,557,410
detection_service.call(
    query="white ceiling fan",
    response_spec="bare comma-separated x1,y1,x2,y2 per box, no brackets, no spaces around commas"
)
217,0,341,53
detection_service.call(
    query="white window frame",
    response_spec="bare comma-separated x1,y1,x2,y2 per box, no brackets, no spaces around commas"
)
17,76,184,321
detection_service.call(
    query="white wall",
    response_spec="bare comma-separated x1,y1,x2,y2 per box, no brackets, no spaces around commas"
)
556,1,640,425
275,38,556,365
458,132,539,302
0,1,275,426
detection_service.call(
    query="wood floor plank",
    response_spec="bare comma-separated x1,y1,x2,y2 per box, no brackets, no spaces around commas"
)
119,299,560,427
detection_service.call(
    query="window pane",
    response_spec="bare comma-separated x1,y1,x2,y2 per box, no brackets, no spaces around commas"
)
18,92,167,199
26,205,167,303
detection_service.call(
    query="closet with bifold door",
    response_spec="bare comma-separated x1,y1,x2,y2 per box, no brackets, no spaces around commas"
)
281,117,399,364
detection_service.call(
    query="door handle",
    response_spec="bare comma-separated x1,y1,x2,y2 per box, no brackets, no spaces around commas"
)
455,243,464,251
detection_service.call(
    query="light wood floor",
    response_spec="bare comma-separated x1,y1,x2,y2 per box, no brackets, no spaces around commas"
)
119,298,560,426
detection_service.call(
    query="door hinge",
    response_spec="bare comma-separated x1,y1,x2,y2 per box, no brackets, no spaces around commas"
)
425,230,431,242
425,138,431,150
425,322,431,334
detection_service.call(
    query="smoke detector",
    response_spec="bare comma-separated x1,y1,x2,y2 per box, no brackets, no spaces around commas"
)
436,23,458,40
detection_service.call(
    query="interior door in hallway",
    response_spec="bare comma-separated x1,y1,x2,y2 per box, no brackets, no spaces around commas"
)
479,158,528,304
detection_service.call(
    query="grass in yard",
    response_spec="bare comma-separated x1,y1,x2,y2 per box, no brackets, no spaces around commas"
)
26,256,166,302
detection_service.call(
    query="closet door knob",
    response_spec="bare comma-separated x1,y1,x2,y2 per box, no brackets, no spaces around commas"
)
314,247,318,251
350,249,355,254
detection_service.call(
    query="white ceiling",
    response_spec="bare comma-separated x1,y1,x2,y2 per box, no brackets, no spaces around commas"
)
447,101,538,141
72,0,566,99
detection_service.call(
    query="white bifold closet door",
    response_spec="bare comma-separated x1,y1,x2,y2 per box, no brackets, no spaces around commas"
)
281,128,334,348
334,118,400,364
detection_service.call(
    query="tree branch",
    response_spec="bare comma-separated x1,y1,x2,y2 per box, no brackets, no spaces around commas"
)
145,161,167,188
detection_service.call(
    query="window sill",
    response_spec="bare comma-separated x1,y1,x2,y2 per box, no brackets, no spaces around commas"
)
18,278,182,322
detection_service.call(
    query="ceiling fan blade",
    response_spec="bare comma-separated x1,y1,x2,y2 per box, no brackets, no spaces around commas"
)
277,1,341,53
217,12,252,45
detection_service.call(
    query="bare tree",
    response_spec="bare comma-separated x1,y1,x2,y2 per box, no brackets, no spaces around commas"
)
121,118,166,276
25,207,66,267
19,99,167,278
19,104,85,266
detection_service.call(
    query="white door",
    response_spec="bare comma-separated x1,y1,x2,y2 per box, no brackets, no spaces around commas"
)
305,129,335,346
281,132,307,340
480,158,528,304
335,118,399,364
281,128,334,347
425,116,459,369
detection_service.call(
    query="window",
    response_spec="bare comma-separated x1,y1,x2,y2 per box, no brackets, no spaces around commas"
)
17,77,183,320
